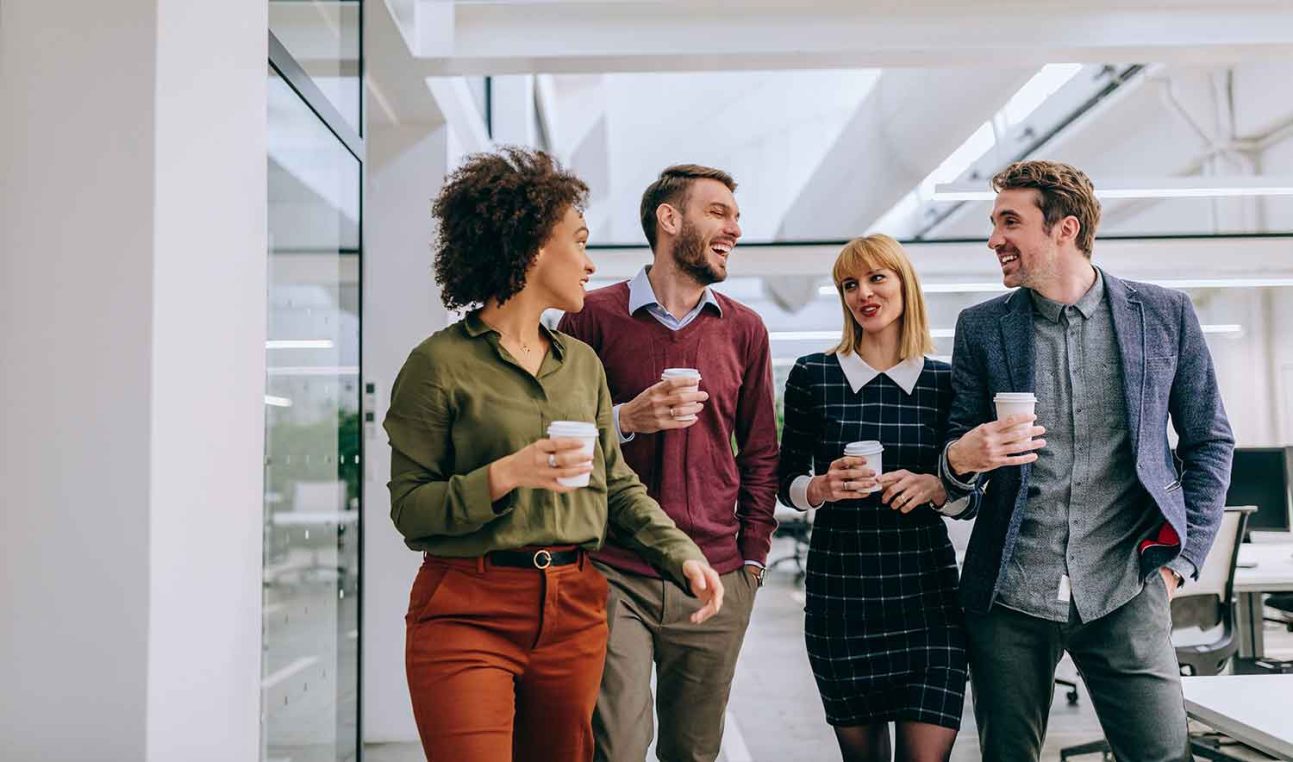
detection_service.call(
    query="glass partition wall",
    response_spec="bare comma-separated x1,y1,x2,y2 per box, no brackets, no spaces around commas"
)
265,3,363,760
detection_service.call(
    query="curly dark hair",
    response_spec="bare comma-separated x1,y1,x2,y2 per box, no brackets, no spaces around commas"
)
432,146,589,310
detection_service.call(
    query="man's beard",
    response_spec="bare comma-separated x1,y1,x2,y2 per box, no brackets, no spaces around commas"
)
671,220,725,285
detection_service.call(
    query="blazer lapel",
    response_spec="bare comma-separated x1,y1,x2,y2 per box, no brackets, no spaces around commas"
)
999,290,1035,392
1105,270,1145,448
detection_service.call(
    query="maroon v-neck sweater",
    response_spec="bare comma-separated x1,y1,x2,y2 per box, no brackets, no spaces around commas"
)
559,282,779,577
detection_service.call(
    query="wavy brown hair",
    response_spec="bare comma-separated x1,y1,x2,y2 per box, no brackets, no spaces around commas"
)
638,164,737,250
432,146,589,310
991,160,1101,257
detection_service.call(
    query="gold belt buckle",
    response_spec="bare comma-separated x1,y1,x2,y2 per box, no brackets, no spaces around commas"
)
532,549,553,569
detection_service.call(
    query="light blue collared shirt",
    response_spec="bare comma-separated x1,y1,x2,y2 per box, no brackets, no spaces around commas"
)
627,265,723,330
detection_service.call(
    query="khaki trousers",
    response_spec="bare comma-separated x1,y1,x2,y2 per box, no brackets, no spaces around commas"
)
406,552,609,762
592,562,758,762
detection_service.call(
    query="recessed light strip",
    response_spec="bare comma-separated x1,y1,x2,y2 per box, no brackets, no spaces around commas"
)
266,339,335,350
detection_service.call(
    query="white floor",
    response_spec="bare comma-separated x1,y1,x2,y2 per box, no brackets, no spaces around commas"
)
365,536,1293,761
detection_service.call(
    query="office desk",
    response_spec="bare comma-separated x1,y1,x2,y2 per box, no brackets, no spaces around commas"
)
1234,541,1293,658
1182,675,1293,760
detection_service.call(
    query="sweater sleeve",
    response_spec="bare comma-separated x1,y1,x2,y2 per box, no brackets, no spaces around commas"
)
732,318,780,565
777,357,820,508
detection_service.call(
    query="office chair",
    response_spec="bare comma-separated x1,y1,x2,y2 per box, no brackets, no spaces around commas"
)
1263,592,1293,631
1060,506,1255,761
767,504,812,584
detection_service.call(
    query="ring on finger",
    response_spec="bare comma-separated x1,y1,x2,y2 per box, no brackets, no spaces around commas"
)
669,407,677,418
547,453,558,468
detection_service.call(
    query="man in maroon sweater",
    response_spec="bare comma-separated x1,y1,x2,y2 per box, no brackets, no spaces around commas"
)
559,164,779,762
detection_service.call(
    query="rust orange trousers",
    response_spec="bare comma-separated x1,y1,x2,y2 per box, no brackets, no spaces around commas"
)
405,551,609,761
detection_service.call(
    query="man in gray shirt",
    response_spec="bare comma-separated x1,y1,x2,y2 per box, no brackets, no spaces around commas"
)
939,160,1234,761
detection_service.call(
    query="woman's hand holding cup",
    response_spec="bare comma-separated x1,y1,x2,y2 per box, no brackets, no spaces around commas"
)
877,470,946,514
488,438,594,499
807,456,876,505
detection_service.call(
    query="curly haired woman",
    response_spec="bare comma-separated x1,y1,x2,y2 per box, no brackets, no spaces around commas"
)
383,147,725,762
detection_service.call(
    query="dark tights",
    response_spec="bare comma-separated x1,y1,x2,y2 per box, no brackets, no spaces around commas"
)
833,720,958,762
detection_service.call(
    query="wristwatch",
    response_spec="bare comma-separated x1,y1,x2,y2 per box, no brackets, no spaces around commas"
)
746,565,766,587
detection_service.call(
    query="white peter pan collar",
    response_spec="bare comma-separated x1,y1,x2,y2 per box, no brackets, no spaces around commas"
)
835,351,925,395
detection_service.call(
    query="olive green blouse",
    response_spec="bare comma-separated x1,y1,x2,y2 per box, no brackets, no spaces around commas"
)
384,311,704,585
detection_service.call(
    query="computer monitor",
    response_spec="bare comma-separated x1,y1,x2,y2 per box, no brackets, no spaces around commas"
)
1224,446,1293,536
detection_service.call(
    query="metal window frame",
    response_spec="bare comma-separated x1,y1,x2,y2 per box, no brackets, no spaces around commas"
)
265,2,366,760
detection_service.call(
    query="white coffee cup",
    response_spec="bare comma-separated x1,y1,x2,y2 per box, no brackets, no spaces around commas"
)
661,368,702,423
994,392,1037,428
843,440,884,494
546,420,597,488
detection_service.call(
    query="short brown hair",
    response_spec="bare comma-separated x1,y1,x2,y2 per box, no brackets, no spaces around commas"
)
828,235,934,360
639,164,737,250
991,160,1101,256
432,146,588,310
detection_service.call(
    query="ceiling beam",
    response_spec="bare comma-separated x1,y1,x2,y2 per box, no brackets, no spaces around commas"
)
408,3,1293,75
776,67,1034,239
586,236,1293,279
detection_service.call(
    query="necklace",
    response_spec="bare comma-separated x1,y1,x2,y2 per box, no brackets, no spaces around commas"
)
480,315,540,356
494,325,536,355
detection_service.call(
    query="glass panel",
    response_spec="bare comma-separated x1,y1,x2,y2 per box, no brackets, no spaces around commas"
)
270,0,361,134
263,66,361,762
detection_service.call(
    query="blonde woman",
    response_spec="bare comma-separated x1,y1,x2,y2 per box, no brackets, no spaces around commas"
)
777,235,966,762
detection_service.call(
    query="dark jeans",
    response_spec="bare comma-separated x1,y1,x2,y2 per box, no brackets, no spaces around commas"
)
965,573,1190,761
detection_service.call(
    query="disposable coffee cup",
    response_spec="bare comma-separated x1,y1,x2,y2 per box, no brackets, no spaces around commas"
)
843,440,884,494
661,368,701,423
994,392,1037,429
546,420,597,488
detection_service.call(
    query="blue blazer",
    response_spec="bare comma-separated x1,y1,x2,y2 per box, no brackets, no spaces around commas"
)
944,269,1234,614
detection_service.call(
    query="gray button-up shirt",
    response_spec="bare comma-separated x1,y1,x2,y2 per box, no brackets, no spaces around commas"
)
995,270,1162,623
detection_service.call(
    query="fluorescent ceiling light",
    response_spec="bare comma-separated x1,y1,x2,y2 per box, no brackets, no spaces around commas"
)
772,325,1240,342
819,283,1007,295
819,278,1293,296
264,395,293,407
934,176,1293,202
267,365,360,376
266,339,335,350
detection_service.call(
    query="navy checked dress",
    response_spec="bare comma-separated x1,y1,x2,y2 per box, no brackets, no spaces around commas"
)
777,353,967,729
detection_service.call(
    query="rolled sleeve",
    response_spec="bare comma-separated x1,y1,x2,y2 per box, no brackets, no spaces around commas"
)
788,474,824,511
612,403,635,444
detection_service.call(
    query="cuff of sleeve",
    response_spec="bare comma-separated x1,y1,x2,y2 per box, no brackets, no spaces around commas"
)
936,496,971,518
789,475,824,511
612,404,635,444
463,462,517,521
664,547,709,591
1166,555,1197,583
940,442,980,493
743,560,765,569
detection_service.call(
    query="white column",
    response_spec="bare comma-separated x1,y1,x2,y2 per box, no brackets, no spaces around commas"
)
362,123,452,743
490,74,539,147
0,1,267,759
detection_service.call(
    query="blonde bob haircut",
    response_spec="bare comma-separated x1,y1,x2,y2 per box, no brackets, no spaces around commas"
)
828,234,934,360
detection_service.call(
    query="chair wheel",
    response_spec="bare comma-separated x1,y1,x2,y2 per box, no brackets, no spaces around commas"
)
1067,689,1079,705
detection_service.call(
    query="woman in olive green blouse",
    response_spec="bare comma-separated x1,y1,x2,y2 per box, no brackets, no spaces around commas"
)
384,147,724,762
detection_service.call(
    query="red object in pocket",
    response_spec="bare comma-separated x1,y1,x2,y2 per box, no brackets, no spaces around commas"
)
1138,521,1181,555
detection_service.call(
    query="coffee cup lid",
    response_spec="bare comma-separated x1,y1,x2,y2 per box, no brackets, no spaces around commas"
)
547,421,597,437
661,368,701,378
994,392,1037,401
844,440,884,455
